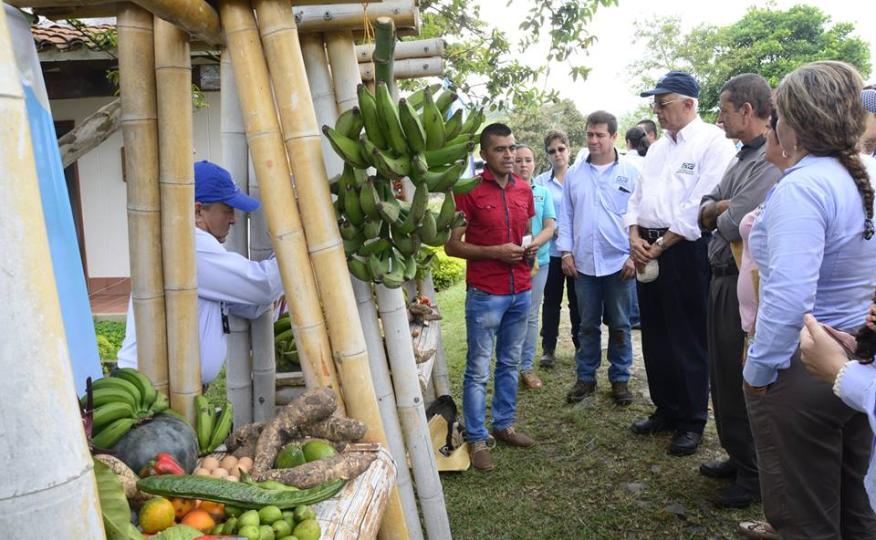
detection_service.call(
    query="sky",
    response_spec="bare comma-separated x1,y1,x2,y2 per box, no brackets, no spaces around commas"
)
476,0,876,119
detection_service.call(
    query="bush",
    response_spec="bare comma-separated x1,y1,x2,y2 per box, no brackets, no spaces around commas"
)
94,320,126,360
429,247,465,291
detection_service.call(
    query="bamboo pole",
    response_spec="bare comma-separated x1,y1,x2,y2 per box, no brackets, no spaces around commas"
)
220,51,254,426
117,2,168,395
300,33,344,178
376,285,451,539
155,16,201,422
133,0,223,46
247,157,273,262
324,31,360,113
294,1,417,34
326,29,424,540
421,273,450,397
0,6,104,536
218,0,345,413
359,57,444,81
252,5,409,537
355,37,445,62
250,307,276,421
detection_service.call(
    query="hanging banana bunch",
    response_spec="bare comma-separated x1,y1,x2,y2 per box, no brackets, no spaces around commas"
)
325,82,485,288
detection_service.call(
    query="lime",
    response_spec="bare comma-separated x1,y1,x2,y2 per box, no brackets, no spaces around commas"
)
225,504,244,518
293,518,321,540
282,510,295,524
273,519,292,538
238,524,261,540
293,504,316,523
211,524,224,534
239,509,261,528
259,524,276,540
223,517,239,535
259,505,283,524
301,439,337,462
275,443,307,468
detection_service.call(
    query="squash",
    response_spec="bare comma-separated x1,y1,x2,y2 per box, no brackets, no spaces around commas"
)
113,413,199,474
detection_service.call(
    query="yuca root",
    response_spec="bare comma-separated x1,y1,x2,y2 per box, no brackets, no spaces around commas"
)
299,416,366,442
225,421,265,452
252,387,338,478
259,451,377,489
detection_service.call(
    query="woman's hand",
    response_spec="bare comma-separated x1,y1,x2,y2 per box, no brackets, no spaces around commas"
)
799,313,849,384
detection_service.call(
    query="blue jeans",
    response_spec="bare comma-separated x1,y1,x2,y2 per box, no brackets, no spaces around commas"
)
521,264,549,373
573,271,633,383
463,287,531,443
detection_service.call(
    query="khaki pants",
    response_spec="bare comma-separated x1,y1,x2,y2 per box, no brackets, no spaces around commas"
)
745,353,876,539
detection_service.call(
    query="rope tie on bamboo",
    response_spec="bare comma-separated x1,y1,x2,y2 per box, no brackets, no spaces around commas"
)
361,0,375,44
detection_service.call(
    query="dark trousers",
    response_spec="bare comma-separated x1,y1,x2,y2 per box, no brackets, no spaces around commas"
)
541,256,580,353
637,236,710,433
746,353,876,539
707,271,758,492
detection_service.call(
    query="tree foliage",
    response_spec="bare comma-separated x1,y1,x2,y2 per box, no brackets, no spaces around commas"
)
507,97,587,171
628,5,872,116
409,0,617,112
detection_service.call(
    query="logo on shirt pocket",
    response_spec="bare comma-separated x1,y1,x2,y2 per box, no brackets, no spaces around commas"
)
677,162,696,175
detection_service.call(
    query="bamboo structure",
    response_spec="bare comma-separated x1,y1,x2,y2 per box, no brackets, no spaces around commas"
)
220,51,255,426
376,285,451,539
355,37,445,62
293,1,418,34
421,274,450,397
250,306,276,421
300,33,344,178
325,31,360,113
252,3,407,537
359,57,444,81
217,0,345,412
134,0,223,46
0,6,104,536
117,3,169,395
154,16,201,422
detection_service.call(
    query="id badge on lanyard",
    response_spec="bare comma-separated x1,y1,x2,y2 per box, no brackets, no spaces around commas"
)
221,302,230,334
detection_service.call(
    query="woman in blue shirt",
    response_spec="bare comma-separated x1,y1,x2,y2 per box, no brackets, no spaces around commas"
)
743,61,876,538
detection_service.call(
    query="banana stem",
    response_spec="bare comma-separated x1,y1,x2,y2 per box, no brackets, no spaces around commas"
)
373,16,397,99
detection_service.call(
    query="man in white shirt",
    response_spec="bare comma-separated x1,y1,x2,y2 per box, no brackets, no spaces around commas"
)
625,71,737,456
117,160,284,384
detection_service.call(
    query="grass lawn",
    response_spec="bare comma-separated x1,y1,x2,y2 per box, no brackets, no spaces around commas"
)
435,281,763,539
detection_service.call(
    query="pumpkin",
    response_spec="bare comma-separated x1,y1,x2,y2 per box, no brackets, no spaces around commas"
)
112,413,199,474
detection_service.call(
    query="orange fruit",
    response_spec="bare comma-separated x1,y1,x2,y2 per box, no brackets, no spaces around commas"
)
170,497,196,519
180,509,216,533
198,500,225,520
139,497,176,534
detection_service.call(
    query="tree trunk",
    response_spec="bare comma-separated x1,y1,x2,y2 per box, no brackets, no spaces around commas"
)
58,97,120,168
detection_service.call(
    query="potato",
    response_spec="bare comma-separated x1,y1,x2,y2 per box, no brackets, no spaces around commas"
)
237,457,253,472
193,467,211,476
220,455,238,471
200,456,220,471
227,475,239,482
211,467,229,478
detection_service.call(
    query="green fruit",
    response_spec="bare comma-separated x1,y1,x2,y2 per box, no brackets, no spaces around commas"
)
293,504,316,522
292,518,321,540
301,440,337,463
282,510,295,523
238,524,261,540
277,537,299,540
259,505,283,525
211,523,225,534
275,444,307,469
259,524,276,540
223,517,239,534
273,519,292,538
239,509,261,528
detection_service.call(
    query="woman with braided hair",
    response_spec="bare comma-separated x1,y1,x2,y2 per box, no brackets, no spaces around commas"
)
742,61,876,538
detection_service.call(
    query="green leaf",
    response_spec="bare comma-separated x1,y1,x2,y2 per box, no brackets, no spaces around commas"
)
93,459,143,540
149,525,204,540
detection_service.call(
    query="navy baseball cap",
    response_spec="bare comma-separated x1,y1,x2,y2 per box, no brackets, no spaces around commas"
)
863,89,876,113
640,71,700,98
194,160,260,212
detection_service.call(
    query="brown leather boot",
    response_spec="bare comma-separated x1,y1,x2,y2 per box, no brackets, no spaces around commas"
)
492,426,535,448
520,371,543,390
611,381,633,406
468,440,494,471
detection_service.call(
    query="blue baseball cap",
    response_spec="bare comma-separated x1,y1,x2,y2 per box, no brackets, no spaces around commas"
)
640,71,700,98
863,89,876,113
194,160,260,212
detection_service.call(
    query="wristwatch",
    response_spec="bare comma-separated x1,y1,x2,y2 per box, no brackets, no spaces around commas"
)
655,236,666,249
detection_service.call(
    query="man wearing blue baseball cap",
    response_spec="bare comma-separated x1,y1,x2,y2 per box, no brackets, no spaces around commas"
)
625,71,737,456
862,87,876,157
118,160,283,384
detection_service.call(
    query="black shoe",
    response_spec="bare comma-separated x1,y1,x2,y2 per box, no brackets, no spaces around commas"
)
712,484,761,509
540,351,555,369
668,431,702,456
566,379,596,403
630,416,675,435
699,459,737,480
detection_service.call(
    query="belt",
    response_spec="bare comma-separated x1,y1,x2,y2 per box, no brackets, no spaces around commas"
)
638,226,669,241
711,263,739,278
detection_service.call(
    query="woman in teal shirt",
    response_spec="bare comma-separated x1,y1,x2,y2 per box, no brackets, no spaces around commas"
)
514,144,556,389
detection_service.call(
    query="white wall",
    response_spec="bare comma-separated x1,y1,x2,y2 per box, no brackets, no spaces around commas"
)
50,92,223,278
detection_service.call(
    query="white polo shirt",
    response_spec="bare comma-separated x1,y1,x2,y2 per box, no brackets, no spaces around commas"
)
117,228,283,384
624,117,737,240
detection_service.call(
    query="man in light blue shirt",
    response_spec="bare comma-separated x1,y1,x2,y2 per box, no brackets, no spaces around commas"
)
557,111,639,406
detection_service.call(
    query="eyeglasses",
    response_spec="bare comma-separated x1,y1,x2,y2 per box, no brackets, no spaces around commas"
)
651,99,680,111
546,146,567,155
